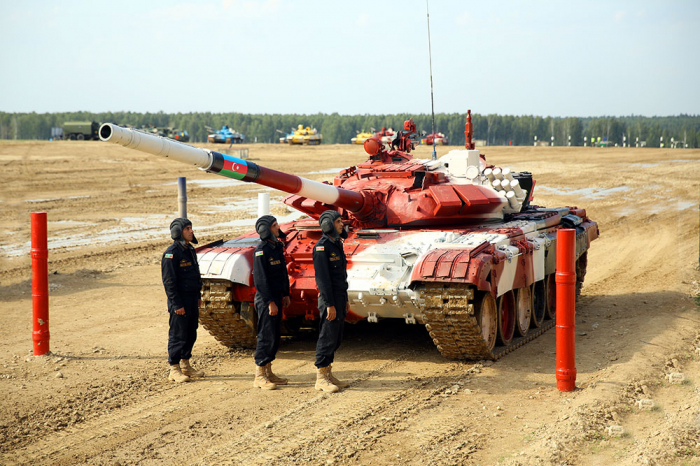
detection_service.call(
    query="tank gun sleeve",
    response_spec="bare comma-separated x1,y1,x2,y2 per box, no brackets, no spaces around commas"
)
313,248,336,308
162,251,183,310
253,250,274,306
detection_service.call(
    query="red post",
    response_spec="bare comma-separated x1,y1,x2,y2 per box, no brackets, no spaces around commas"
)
31,212,50,355
555,228,576,391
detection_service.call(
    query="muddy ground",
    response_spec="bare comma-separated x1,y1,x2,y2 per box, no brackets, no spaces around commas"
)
1,140,699,465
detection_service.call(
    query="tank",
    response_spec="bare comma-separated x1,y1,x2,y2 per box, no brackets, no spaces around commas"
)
206,125,245,144
286,125,322,145
99,111,598,360
351,130,374,145
422,131,449,146
140,125,190,142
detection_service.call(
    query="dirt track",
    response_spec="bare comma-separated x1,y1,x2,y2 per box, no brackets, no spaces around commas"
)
1,141,699,465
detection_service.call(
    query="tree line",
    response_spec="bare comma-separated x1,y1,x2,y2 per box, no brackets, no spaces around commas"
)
1,111,699,148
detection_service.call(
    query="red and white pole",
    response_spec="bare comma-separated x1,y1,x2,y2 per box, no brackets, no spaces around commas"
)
555,228,576,392
31,212,50,356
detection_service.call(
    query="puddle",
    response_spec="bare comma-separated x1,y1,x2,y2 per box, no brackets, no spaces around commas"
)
629,163,660,168
164,178,239,188
668,159,700,163
209,210,305,229
305,167,345,175
617,200,697,216
0,204,304,259
537,185,631,199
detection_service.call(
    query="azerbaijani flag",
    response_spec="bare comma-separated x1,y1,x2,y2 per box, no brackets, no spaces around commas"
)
220,154,249,180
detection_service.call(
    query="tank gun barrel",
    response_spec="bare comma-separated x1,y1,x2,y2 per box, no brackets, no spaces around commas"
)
99,123,364,212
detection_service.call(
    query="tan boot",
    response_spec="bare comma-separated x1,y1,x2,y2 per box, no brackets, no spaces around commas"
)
265,363,288,385
253,364,277,390
168,364,191,383
315,366,339,393
181,359,204,378
328,364,349,388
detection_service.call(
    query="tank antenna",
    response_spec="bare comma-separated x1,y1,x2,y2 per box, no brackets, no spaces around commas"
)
426,0,437,161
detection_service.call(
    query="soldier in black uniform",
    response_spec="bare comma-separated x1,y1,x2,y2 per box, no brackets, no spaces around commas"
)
252,215,291,390
161,218,204,383
313,210,351,392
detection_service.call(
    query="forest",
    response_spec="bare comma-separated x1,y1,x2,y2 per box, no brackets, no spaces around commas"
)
1,111,699,148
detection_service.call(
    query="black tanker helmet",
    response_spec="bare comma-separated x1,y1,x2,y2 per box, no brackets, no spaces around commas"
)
170,218,198,244
319,210,347,239
255,214,287,241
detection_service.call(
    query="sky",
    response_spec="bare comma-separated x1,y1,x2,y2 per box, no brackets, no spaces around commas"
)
1,0,698,117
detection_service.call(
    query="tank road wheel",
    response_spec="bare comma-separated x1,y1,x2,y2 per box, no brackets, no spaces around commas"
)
475,292,497,351
199,279,257,349
575,252,588,300
530,280,546,328
76,134,85,140
515,287,532,337
497,291,515,346
545,274,556,320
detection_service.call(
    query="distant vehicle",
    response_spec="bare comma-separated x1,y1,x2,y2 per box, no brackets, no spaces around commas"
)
276,129,293,144
421,132,449,146
206,125,244,144
351,131,374,145
283,125,322,145
63,121,100,140
139,125,190,142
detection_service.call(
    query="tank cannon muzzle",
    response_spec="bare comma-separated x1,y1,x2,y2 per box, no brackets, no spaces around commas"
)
99,123,364,212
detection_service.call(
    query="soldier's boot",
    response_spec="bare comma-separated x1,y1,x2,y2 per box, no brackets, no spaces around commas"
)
253,364,277,390
168,364,191,383
181,359,205,378
265,362,288,385
328,364,349,389
315,366,339,393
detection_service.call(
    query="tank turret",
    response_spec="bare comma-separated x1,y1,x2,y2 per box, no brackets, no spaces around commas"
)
99,112,599,361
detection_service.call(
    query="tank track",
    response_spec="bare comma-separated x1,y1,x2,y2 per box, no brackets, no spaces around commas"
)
420,282,555,360
199,279,257,349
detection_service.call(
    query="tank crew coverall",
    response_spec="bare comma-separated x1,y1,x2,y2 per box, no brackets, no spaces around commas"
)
162,219,202,366
313,232,349,368
253,218,290,367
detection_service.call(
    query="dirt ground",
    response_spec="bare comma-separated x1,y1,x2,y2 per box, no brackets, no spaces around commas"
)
1,140,700,465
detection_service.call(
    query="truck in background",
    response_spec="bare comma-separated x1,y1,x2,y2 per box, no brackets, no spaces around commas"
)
63,121,100,140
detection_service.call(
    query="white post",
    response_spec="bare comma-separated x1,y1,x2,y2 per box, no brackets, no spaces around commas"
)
177,177,187,219
258,192,270,217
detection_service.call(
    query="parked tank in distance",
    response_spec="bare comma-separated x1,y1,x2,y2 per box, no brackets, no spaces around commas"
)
285,125,322,145
140,125,190,142
99,110,599,360
351,130,374,145
63,121,100,140
421,131,449,145
206,125,244,144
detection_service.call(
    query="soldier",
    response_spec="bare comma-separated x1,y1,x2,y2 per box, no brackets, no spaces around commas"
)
161,218,204,383
313,210,351,393
252,215,291,390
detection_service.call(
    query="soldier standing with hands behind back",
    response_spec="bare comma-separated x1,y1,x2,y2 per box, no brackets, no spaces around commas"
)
161,218,205,383
252,215,291,390
313,210,351,393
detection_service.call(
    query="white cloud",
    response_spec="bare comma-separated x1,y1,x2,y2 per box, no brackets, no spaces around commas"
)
614,10,626,22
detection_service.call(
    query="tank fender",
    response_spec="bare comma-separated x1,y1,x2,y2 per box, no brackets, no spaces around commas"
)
196,246,254,286
410,243,495,292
